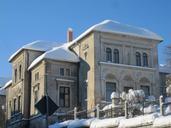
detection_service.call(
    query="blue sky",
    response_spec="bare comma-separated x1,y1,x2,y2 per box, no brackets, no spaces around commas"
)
0,0,171,77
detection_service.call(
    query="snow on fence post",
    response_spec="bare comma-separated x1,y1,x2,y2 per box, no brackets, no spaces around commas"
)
96,104,100,119
159,95,164,116
74,107,77,120
125,101,128,119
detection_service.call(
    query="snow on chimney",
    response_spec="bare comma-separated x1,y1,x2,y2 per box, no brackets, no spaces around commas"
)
67,28,73,42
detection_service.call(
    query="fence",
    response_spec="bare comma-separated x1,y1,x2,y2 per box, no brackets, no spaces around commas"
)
57,95,171,121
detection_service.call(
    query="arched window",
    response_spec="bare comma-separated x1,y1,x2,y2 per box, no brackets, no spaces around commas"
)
106,48,112,62
19,65,22,80
14,69,17,83
136,52,141,66
143,53,148,67
113,49,119,63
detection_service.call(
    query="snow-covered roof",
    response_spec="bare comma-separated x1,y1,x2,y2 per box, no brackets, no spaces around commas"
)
28,43,79,70
3,80,12,89
0,80,12,95
0,77,11,88
9,40,61,62
159,65,171,74
70,20,163,47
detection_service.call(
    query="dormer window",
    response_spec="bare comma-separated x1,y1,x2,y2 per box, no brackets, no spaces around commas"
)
136,52,141,66
106,48,112,62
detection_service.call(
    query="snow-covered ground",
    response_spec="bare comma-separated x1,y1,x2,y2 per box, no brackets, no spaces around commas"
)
49,93,171,128
49,113,171,128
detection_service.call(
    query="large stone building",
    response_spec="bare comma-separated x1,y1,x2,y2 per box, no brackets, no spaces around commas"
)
5,20,164,127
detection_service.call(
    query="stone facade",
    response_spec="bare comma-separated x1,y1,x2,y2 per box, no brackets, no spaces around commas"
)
0,95,6,128
6,49,43,127
71,31,161,110
5,20,164,128
30,59,78,116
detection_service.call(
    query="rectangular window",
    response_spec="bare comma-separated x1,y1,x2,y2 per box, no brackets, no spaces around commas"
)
59,86,70,107
124,86,133,93
60,68,64,76
35,72,39,81
13,98,17,114
18,96,21,112
141,85,150,97
106,82,116,101
66,68,70,76
84,52,87,60
9,101,12,116
34,90,38,104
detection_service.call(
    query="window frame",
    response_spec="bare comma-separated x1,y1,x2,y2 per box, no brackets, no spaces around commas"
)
140,85,150,97
113,49,119,63
19,65,22,80
14,68,17,83
66,68,70,76
106,48,112,62
105,82,116,102
136,52,141,66
143,53,148,67
59,86,70,107
60,68,65,76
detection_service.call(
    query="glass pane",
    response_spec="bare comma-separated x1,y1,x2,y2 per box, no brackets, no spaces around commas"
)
106,82,116,101
141,85,150,97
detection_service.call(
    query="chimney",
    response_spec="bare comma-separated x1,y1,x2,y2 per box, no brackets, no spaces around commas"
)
67,28,73,42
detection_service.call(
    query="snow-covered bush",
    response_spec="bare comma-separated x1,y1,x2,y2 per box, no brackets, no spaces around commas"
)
166,85,171,96
126,89,145,103
111,92,120,99
165,97,171,115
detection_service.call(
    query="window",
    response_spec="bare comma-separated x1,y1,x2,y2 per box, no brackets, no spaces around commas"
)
13,99,17,114
60,68,64,76
136,52,141,66
66,69,70,76
141,85,150,97
106,82,116,101
143,53,148,67
9,101,12,116
84,52,87,60
113,49,119,63
14,69,17,83
19,65,22,80
106,48,112,62
59,87,70,107
34,90,38,104
18,96,21,112
35,72,39,81
124,87,133,93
